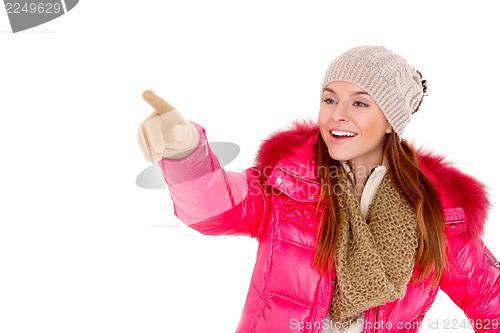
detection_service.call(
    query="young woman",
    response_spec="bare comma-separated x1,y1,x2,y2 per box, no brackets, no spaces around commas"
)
137,46,500,333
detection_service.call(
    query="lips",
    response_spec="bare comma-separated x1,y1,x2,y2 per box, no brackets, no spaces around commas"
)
327,129,358,145
331,130,358,138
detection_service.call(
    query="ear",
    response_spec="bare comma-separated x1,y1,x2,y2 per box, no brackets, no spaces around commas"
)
385,123,393,134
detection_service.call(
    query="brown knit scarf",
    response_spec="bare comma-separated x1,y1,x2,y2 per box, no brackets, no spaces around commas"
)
330,169,419,325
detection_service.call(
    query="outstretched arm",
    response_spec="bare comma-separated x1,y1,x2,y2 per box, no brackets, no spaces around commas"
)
137,90,270,239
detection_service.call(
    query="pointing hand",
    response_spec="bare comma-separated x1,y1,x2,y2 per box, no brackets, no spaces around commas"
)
137,90,200,162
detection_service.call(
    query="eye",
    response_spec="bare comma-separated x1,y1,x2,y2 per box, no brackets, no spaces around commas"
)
322,98,337,105
353,101,368,107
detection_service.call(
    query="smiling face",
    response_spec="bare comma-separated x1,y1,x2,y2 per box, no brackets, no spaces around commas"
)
318,81,392,169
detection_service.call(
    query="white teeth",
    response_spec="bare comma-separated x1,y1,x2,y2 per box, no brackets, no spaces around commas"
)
331,130,357,137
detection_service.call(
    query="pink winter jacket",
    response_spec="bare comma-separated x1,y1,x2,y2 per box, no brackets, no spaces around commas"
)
159,122,500,333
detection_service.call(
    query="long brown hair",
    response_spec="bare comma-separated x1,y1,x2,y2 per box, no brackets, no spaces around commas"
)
313,131,446,285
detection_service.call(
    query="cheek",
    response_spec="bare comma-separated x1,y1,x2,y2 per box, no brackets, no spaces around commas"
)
359,114,389,137
317,108,325,123
317,107,330,126
317,109,330,139
319,129,330,146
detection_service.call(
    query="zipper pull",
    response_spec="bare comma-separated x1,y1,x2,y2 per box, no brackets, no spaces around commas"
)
484,247,500,268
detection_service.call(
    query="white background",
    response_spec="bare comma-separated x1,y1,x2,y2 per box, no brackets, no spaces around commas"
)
1,1,499,332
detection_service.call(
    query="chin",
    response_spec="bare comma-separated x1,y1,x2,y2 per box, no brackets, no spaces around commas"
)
327,148,351,162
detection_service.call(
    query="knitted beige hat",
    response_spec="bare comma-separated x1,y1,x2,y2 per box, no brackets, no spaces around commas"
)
321,46,425,138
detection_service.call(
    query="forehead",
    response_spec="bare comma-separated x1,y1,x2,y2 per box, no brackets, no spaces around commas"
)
323,81,371,96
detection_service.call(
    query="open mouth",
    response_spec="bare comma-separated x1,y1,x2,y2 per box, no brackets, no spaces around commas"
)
331,130,358,139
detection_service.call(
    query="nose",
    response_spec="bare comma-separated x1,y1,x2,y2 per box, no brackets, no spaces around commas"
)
331,103,350,122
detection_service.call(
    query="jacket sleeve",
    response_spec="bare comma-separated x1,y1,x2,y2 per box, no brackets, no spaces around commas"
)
158,123,271,239
439,213,500,332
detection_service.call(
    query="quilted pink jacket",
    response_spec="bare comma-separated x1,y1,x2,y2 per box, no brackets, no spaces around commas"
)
159,122,500,333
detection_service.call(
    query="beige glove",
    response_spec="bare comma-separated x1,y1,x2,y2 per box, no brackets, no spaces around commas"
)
137,90,200,162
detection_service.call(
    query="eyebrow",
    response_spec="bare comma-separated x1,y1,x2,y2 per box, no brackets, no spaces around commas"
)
323,87,370,96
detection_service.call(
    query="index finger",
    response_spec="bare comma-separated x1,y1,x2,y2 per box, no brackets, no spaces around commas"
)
142,90,175,115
